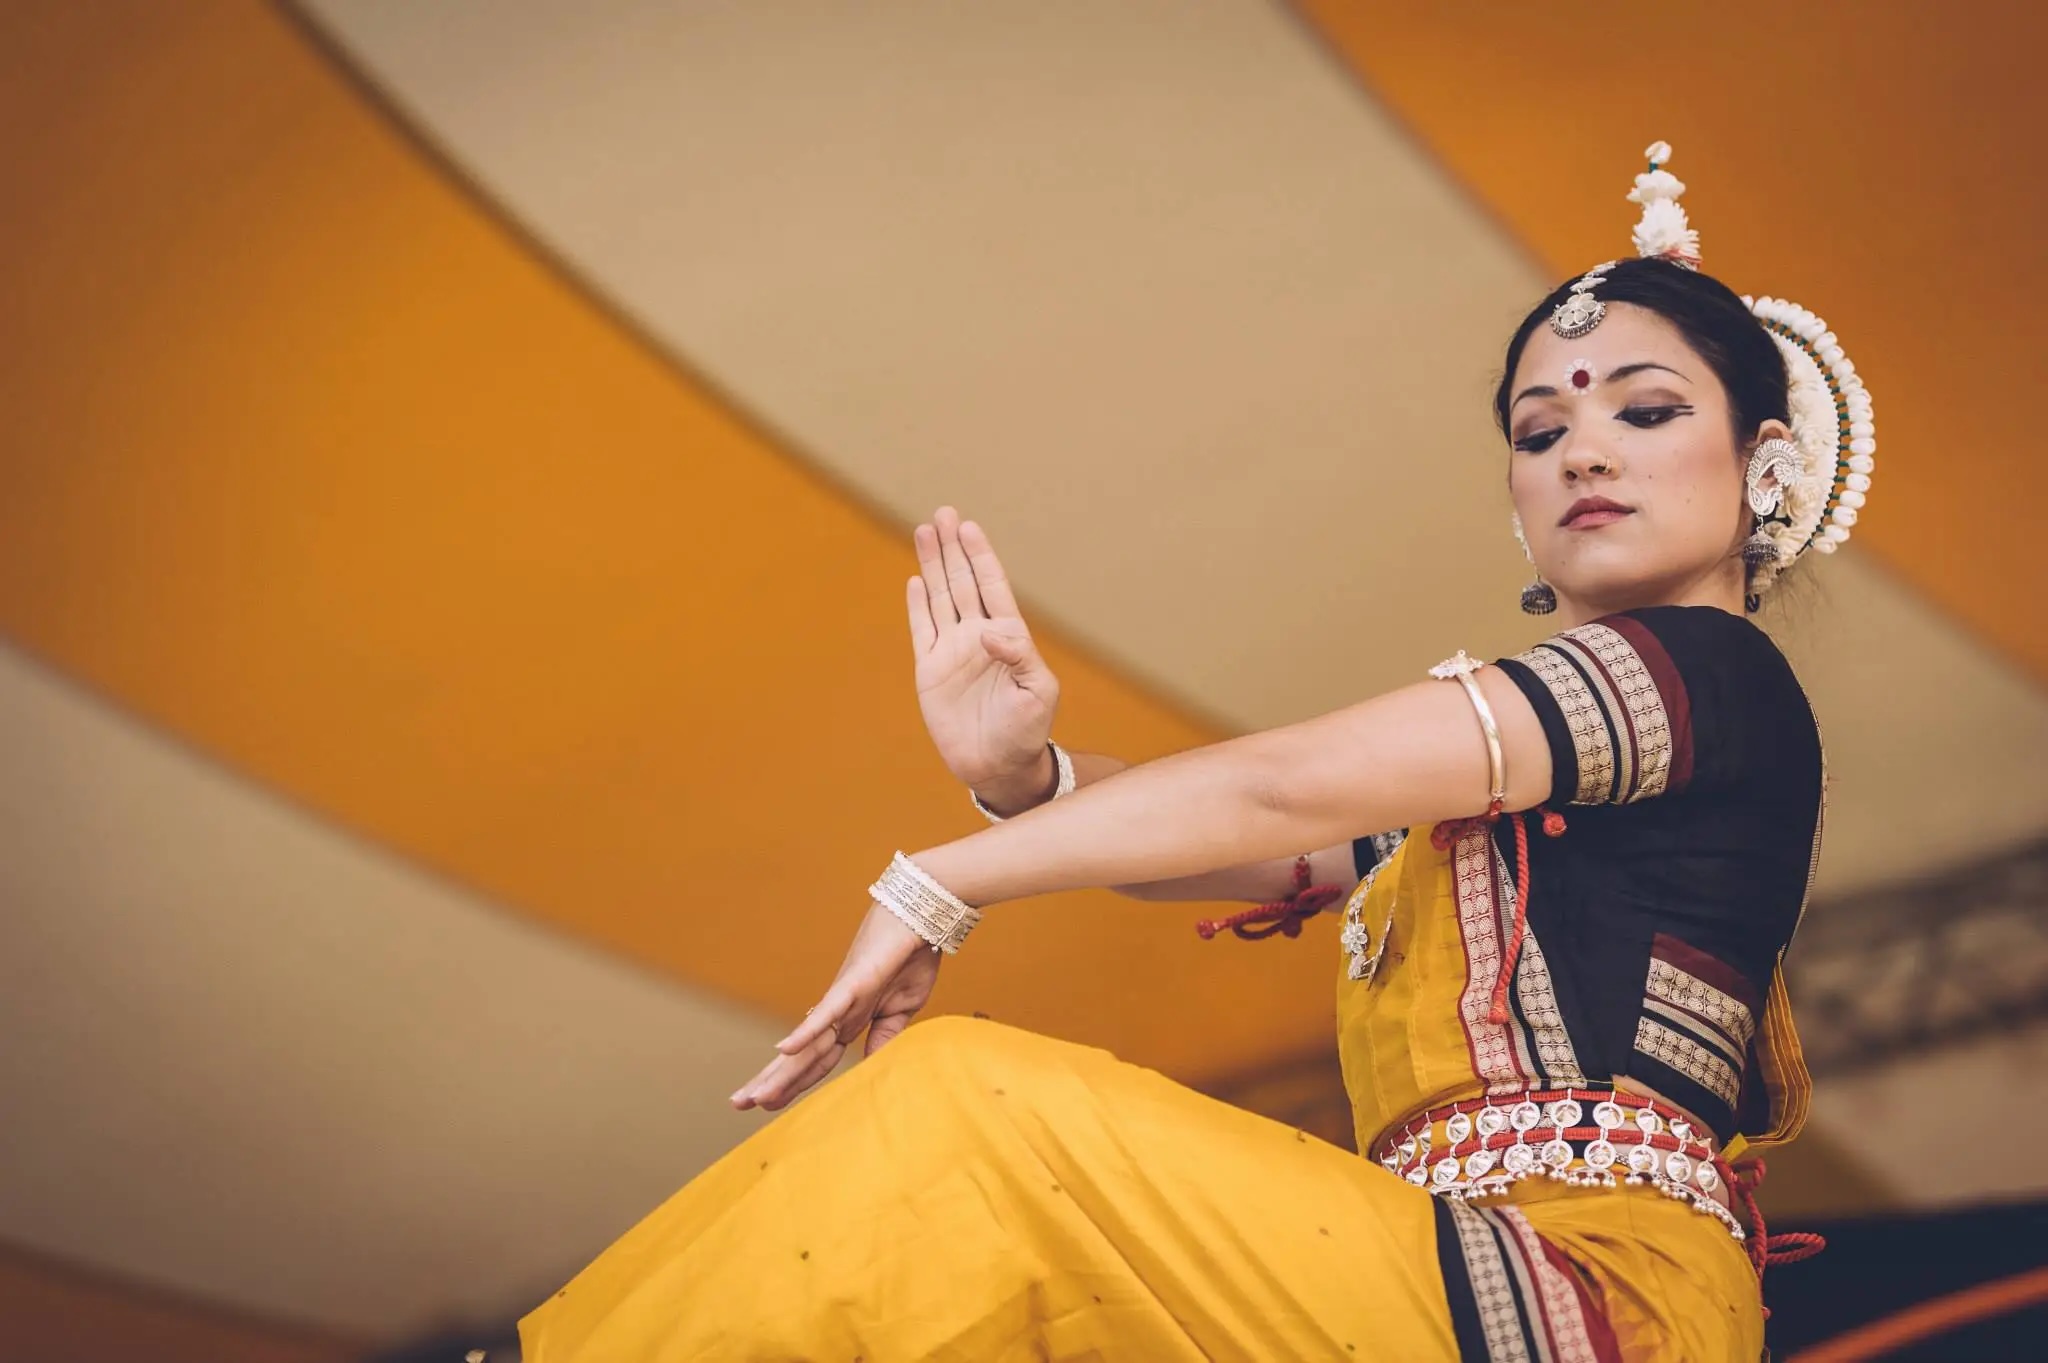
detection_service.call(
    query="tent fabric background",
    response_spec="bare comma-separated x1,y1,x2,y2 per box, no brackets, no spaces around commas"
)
1,2,2042,1357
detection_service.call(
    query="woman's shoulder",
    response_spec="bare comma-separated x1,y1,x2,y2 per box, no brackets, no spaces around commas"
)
1586,604,1804,694
1504,603,1820,803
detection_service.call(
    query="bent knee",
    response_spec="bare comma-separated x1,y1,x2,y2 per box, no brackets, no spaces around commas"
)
882,1013,1011,1059
868,1014,1074,1082
858,1016,1123,1139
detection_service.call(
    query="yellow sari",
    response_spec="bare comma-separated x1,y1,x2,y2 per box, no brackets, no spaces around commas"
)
519,829,1801,1361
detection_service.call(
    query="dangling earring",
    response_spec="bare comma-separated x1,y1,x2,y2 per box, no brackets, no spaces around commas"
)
1739,520,1777,570
1511,513,1557,615
1740,523,1772,614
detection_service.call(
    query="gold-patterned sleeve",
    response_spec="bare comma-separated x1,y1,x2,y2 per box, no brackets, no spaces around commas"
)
1499,601,1720,802
1495,604,1822,809
1495,612,1696,806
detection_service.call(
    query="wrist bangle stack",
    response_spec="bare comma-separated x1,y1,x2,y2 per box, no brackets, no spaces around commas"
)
869,851,981,954
970,741,1076,824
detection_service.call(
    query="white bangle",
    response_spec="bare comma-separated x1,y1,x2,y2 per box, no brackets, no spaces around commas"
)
970,742,1076,824
869,851,981,954
1429,651,1506,813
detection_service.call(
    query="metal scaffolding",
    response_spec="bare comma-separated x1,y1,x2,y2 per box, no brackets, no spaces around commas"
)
1786,835,2048,1077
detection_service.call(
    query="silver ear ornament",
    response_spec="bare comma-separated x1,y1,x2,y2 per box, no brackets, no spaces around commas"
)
1745,438,1805,518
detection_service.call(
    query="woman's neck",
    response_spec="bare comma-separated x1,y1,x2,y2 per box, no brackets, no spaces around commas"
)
1554,564,1746,629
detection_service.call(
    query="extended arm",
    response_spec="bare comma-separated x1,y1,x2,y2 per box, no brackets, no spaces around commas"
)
732,662,1553,1108
975,746,1358,903
912,666,1550,909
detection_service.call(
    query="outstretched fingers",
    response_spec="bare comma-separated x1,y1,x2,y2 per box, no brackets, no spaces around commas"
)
933,507,986,621
768,1038,849,1109
914,521,958,626
776,987,858,1055
728,1051,785,1110
957,519,1022,621
906,575,939,653
730,1028,847,1110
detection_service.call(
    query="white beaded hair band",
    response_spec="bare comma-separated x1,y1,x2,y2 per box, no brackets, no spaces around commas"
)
1741,293,1875,590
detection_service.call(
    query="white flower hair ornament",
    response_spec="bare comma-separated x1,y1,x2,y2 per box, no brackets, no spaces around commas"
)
1545,141,1874,601
1628,141,1700,268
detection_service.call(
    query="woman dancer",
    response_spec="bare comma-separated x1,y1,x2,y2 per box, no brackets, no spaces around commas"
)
520,142,1868,1361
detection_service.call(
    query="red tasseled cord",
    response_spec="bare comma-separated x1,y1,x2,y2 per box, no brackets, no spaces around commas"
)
1731,1159,1827,1317
1195,855,1344,941
1430,804,1569,1025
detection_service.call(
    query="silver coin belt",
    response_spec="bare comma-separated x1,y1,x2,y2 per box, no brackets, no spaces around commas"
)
1370,1087,1744,1241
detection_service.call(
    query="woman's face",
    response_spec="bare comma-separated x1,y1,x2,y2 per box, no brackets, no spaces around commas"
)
1505,302,1771,622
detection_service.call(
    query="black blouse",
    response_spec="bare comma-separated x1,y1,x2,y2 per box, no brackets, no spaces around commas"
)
1359,605,1823,1142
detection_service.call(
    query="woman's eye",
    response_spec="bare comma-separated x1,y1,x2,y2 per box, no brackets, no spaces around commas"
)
1513,427,1564,454
1617,404,1693,428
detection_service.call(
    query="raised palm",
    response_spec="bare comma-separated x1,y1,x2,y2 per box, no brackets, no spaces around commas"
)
908,508,1059,791
733,511,1058,1112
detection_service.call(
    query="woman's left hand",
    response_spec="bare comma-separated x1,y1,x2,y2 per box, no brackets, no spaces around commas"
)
729,904,938,1111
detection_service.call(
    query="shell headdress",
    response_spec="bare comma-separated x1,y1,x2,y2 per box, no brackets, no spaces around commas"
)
1549,142,1874,596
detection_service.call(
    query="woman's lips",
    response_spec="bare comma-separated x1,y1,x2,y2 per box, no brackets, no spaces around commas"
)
1560,497,1634,529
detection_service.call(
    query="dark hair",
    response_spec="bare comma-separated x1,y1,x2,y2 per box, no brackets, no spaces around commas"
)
1491,259,1789,444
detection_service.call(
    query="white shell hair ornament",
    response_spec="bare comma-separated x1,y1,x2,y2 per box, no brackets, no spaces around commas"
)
1544,140,1874,601
1744,289,1876,592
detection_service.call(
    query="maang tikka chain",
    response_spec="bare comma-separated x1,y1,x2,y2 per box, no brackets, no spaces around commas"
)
1549,260,1616,339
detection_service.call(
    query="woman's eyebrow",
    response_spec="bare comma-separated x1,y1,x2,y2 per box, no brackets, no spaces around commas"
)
1510,360,1692,411
1604,361,1691,384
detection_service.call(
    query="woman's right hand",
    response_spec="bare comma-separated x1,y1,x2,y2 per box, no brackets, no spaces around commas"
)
909,508,1061,808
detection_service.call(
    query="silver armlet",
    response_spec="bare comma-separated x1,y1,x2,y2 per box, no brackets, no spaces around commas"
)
1429,651,1506,814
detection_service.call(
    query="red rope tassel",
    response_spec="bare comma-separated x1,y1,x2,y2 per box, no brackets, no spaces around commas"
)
1195,855,1343,941
1730,1158,1828,1318
1485,813,1536,1025
1430,806,1568,1026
